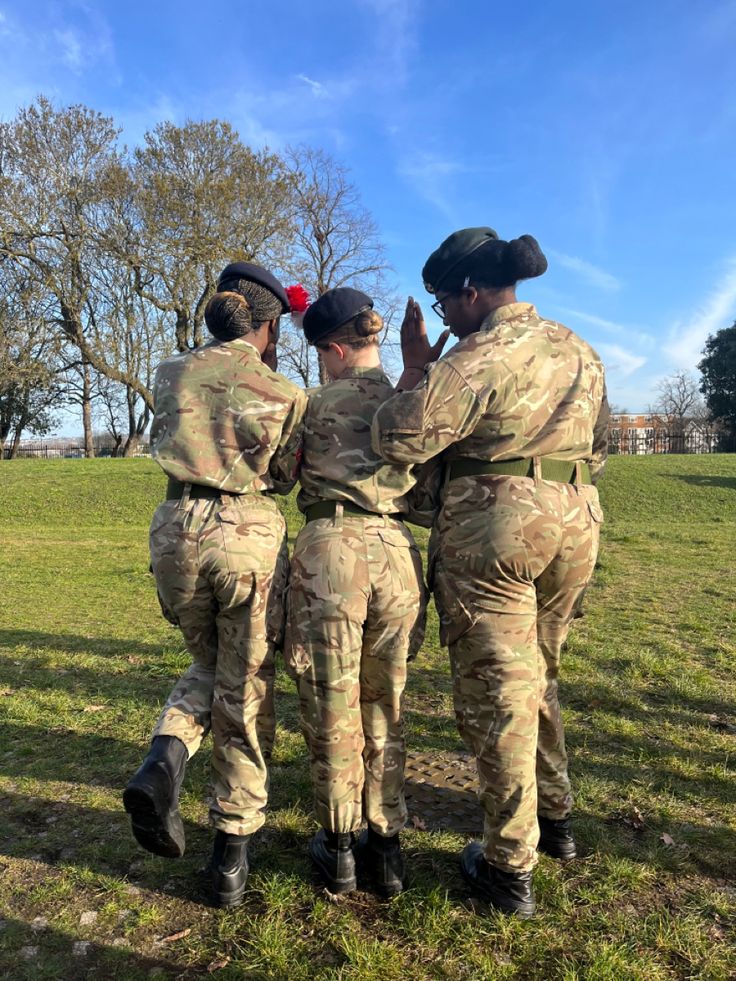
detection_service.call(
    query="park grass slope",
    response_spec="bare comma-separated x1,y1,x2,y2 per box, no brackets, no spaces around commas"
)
0,455,734,980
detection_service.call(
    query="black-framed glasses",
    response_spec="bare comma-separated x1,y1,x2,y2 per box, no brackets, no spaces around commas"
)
431,291,462,318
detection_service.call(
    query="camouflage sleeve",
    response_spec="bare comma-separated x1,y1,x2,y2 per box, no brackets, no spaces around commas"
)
371,359,482,465
268,386,308,495
590,382,610,484
404,457,444,527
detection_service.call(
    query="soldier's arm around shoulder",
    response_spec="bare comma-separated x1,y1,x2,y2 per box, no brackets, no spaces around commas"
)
370,356,483,466
268,384,308,495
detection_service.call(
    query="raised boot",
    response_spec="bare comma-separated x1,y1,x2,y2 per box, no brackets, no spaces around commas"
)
210,831,250,908
356,827,404,897
538,815,577,860
308,829,357,894
459,842,536,918
123,735,187,858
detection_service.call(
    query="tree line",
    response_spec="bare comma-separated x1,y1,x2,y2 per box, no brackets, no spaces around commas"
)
0,97,396,457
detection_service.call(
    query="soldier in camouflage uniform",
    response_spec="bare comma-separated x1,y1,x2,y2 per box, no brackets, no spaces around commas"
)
285,288,427,896
123,262,306,908
371,228,608,917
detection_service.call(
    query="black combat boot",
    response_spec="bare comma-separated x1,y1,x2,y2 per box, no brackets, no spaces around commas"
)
308,829,357,894
459,842,536,918
123,735,187,858
210,830,250,908
538,815,577,860
356,826,405,897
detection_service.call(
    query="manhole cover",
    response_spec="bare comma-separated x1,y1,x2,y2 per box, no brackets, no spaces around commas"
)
404,750,482,835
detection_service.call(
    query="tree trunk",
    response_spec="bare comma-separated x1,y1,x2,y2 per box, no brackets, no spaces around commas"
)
82,360,95,458
318,351,329,385
8,424,23,459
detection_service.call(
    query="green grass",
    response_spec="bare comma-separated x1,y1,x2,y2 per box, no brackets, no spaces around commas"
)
0,455,734,979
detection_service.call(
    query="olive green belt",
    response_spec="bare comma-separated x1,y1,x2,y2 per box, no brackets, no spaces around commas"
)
166,478,242,500
303,500,403,523
447,457,592,485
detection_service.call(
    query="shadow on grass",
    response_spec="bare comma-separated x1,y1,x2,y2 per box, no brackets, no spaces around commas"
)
0,917,188,981
663,473,736,491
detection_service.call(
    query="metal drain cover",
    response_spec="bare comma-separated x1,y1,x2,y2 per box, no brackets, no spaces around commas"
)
404,750,482,835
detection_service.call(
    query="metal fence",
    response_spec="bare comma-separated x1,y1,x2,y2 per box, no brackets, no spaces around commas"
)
610,429,736,455
2,440,152,460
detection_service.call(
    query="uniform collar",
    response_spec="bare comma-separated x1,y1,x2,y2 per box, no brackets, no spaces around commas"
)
339,365,388,381
481,302,537,332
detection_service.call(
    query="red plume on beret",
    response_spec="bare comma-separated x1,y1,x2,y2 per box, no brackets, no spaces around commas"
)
285,284,310,314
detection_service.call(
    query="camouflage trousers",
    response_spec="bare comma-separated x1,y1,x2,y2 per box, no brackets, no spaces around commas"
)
149,491,288,836
286,510,426,836
432,474,602,872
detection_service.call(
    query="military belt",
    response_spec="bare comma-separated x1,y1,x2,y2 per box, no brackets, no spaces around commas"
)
166,478,242,501
447,457,592,485
303,500,403,523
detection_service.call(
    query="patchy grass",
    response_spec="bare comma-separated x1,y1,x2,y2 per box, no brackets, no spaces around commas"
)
0,455,734,979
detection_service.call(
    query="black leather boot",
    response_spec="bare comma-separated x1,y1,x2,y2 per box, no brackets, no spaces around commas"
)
459,842,535,917
356,827,405,897
123,735,187,858
210,830,250,908
538,815,577,860
308,829,357,894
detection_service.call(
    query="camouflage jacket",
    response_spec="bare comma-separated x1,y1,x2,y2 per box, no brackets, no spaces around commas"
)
371,302,609,483
297,366,420,516
151,337,307,495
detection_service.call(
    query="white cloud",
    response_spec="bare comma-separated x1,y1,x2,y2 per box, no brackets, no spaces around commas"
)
556,306,656,349
53,28,83,72
666,257,736,368
597,342,647,377
397,152,466,220
548,248,621,291
296,74,328,99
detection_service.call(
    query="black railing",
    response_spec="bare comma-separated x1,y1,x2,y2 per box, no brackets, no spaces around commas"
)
610,429,736,455
2,440,152,460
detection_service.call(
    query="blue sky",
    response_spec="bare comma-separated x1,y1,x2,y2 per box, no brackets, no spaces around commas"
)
1,0,735,413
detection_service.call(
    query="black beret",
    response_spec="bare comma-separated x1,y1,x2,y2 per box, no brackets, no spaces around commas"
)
421,227,499,294
217,262,290,313
302,287,373,344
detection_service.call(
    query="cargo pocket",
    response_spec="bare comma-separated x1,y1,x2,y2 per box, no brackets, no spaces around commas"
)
433,559,479,647
217,504,284,576
583,487,604,524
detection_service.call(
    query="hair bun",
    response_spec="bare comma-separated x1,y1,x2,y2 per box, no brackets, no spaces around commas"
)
354,309,384,337
504,235,548,281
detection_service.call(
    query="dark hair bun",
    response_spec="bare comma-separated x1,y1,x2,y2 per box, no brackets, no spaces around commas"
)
205,291,252,340
504,235,548,281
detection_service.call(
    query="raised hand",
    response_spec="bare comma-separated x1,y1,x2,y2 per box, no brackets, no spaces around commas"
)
401,297,450,369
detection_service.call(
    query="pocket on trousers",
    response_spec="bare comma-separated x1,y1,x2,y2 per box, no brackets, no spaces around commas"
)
583,487,604,524
218,506,284,576
433,560,479,647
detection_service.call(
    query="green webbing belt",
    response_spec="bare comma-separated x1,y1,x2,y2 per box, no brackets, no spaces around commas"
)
303,500,403,523
447,457,592,485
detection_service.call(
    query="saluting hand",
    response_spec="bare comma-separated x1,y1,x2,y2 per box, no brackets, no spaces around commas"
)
401,297,450,369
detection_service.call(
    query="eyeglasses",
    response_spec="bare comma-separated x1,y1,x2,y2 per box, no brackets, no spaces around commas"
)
431,291,461,318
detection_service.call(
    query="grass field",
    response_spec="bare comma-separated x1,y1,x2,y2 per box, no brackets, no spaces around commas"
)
0,455,734,980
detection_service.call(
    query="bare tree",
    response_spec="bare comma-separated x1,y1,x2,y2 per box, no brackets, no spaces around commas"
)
283,146,398,384
649,370,707,435
0,275,61,457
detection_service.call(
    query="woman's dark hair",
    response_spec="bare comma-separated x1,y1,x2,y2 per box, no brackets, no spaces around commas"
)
205,278,284,341
448,235,548,291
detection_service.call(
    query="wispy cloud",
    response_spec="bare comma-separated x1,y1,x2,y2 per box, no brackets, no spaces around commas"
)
597,342,647,377
397,152,466,220
666,256,736,368
556,306,656,348
54,28,83,72
360,0,420,84
296,74,328,99
548,248,621,291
